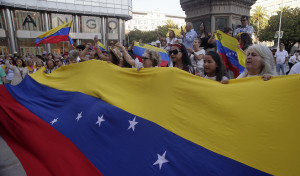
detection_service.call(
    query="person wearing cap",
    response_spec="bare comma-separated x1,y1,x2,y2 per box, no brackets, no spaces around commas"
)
115,42,161,70
233,16,254,37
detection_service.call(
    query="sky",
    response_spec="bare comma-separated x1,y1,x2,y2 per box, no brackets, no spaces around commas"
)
132,0,186,16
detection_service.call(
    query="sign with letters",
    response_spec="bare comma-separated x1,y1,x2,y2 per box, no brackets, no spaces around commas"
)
82,16,101,33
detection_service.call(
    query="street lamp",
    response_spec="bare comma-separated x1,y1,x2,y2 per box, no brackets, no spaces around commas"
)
277,0,283,50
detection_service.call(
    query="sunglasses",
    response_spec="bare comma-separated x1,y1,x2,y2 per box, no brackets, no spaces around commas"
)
142,56,151,61
169,50,182,55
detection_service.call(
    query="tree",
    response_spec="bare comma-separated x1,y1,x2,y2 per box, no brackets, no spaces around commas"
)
259,7,300,52
250,6,269,38
128,29,157,44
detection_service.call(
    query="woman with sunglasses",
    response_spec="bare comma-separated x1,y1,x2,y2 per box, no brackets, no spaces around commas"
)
169,43,195,74
116,42,161,70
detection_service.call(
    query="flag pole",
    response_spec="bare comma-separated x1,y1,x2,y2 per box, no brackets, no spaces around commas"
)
277,0,283,50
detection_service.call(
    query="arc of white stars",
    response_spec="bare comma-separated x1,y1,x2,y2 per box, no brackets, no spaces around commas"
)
50,118,58,125
75,112,83,122
153,151,169,170
128,116,138,131
96,115,105,127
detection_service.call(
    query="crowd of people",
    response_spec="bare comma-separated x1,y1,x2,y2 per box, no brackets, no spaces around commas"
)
1,16,300,86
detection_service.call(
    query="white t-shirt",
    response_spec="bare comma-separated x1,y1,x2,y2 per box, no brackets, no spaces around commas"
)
166,37,178,51
190,49,205,68
6,69,14,81
289,62,300,75
275,50,288,64
204,75,228,81
289,55,300,63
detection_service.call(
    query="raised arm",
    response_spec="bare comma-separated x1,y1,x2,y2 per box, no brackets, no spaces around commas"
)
5,57,15,70
155,30,165,41
115,42,135,67
79,43,91,61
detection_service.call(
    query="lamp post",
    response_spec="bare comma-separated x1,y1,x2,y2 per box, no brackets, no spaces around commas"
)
277,0,283,50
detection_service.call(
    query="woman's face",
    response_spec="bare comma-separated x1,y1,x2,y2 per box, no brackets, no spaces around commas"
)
203,55,217,76
245,49,262,75
200,23,204,31
142,52,153,68
169,31,175,38
226,30,233,36
27,59,34,66
47,60,54,69
16,59,22,67
193,39,200,48
36,60,43,67
169,46,182,63
47,55,53,59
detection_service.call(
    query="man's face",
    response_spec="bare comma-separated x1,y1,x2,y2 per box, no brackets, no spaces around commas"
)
186,23,191,32
241,18,248,27
279,44,284,50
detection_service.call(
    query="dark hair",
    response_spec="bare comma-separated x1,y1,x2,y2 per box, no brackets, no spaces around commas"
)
76,45,86,51
16,58,26,67
47,53,54,59
172,43,191,67
109,50,120,65
240,33,253,51
205,51,227,82
199,23,208,38
241,16,249,21
46,59,55,69
222,27,233,35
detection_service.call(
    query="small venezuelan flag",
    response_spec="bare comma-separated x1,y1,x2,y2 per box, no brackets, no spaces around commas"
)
215,30,245,78
97,41,106,51
36,21,73,47
132,42,170,67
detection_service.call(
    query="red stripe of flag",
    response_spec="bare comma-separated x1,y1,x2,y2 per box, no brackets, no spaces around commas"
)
35,35,70,47
219,52,240,78
0,85,103,176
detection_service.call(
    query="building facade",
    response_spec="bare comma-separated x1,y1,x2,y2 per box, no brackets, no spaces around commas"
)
251,0,300,17
125,9,185,32
0,0,132,55
180,0,257,34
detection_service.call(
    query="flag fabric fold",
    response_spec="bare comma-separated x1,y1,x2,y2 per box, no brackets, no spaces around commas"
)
1,60,300,176
35,21,73,47
215,30,246,77
132,42,170,67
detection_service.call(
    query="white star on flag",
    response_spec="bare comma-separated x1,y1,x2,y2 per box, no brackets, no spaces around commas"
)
75,112,83,122
128,116,138,131
50,118,58,125
96,115,105,127
153,151,169,170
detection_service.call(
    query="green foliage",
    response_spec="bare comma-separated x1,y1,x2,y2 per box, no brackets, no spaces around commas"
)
250,6,269,37
127,29,157,44
126,19,183,45
259,7,300,52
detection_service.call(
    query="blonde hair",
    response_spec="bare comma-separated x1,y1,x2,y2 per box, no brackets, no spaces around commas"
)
143,49,161,66
239,44,276,77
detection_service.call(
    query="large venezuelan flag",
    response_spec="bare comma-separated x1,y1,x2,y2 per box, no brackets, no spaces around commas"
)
216,30,246,78
36,21,73,47
0,61,300,175
132,41,170,67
